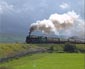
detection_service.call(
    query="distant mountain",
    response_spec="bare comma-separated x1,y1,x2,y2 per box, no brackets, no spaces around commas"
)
0,33,26,43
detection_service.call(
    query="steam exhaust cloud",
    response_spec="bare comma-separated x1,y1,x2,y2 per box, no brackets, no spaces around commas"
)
29,11,85,39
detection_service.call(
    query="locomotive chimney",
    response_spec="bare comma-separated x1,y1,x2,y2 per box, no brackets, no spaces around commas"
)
29,30,31,37
29,26,35,37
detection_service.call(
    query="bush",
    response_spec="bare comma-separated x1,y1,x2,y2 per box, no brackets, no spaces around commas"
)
64,42,77,53
47,46,54,53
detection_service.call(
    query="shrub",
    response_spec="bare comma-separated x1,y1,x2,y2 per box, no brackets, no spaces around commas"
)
64,42,77,53
48,46,54,53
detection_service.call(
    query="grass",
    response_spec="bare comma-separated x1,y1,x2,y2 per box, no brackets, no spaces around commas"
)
0,43,39,57
0,43,85,57
0,53,84,69
0,43,29,57
0,43,85,69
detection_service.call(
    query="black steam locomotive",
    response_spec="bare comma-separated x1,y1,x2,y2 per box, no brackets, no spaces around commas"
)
26,35,85,44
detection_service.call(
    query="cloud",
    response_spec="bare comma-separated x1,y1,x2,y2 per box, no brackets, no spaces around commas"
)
29,11,85,39
0,5,3,14
0,1,15,14
59,2,70,9
0,0,84,38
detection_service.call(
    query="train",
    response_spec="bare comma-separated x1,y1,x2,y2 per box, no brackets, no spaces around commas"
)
26,35,85,44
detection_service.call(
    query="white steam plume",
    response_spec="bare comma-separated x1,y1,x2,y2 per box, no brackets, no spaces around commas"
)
29,11,85,39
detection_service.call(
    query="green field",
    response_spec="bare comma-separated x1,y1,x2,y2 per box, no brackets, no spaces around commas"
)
0,43,85,69
0,53,84,69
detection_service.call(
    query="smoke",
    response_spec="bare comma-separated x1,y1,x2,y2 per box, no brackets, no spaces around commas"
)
29,11,85,39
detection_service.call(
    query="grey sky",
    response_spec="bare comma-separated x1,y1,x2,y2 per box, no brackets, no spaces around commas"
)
0,0,84,36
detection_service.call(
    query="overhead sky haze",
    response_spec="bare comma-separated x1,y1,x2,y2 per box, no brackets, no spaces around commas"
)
0,0,84,42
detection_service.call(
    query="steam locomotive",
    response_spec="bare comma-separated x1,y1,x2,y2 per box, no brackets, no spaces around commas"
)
26,35,85,44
